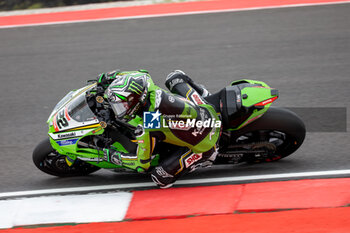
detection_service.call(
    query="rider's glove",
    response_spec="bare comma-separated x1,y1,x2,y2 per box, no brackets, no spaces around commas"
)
97,70,120,88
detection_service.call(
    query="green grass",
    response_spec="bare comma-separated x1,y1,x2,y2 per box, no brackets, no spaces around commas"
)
27,3,44,9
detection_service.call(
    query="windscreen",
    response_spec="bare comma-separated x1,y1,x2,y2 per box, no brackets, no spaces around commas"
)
67,94,96,122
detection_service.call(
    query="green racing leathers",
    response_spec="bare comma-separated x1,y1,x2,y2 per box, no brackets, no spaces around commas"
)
101,70,221,188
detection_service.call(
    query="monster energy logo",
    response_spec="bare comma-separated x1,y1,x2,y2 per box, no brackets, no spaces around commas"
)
128,81,143,94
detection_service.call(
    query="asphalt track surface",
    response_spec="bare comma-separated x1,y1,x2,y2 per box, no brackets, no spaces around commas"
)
0,3,349,193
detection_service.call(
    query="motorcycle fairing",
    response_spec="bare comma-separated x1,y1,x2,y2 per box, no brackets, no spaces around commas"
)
48,84,100,139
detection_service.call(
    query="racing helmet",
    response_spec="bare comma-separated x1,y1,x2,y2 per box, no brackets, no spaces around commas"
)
106,74,148,120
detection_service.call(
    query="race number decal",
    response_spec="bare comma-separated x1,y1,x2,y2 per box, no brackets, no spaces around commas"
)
56,109,69,130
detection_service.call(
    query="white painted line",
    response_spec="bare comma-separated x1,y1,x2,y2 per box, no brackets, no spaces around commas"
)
0,182,156,199
1,1,350,29
0,192,133,229
178,169,350,185
1,169,350,199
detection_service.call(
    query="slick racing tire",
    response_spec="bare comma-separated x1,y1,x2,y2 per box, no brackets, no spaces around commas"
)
33,138,101,177
229,107,306,163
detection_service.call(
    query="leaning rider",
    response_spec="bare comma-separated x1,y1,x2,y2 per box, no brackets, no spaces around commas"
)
98,70,221,188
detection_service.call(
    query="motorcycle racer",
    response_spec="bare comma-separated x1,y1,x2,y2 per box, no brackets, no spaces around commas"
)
97,70,221,188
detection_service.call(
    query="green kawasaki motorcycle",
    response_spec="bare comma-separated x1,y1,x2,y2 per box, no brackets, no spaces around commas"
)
33,79,306,177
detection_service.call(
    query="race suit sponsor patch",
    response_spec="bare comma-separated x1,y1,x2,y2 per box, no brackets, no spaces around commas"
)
168,78,184,91
155,89,162,109
57,138,78,146
191,93,205,105
184,153,202,168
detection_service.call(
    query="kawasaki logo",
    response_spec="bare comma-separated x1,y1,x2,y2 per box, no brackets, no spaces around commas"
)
57,132,76,139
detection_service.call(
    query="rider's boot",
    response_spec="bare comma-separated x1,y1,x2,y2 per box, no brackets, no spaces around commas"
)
188,146,218,173
150,146,216,188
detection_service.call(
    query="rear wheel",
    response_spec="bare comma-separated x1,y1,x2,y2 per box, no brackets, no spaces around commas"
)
33,138,101,177
217,107,306,164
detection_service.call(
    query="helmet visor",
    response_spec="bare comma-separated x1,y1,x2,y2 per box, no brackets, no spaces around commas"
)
107,89,131,118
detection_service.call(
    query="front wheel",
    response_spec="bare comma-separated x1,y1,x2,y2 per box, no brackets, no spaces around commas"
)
33,138,101,177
